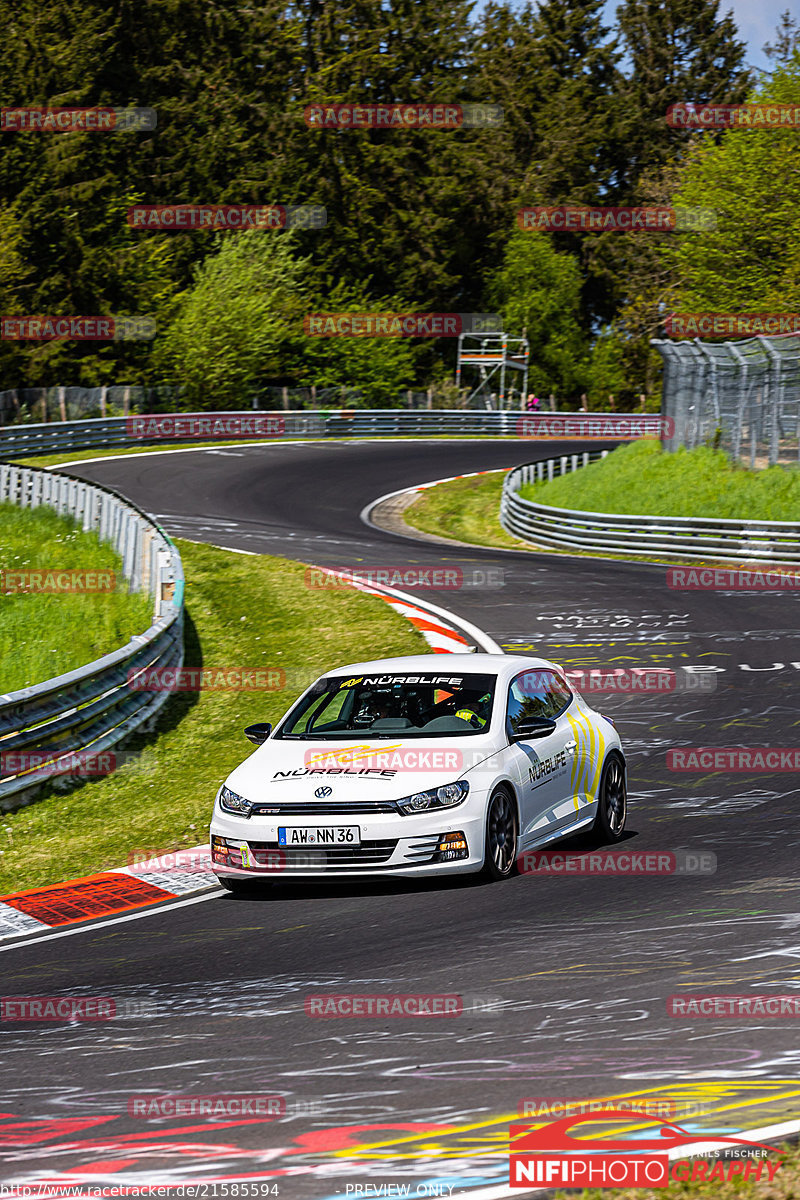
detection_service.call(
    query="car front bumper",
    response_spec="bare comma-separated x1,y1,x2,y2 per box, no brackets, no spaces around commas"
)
210,804,486,878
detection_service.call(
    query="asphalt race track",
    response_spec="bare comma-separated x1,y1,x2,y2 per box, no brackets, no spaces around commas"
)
2,438,800,1197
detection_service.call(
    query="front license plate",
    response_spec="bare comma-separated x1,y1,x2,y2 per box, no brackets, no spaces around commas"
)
278,826,361,847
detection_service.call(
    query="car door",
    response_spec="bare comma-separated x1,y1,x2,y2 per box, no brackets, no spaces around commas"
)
504,669,580,848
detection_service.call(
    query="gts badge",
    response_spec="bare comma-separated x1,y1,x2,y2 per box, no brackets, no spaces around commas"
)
528,749,567,783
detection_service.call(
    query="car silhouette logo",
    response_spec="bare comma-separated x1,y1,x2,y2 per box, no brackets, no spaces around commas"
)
510,1111,782,1155
315,786,333,798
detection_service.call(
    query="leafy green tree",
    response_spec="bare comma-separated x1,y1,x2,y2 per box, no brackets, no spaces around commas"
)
667,53,800,313
282,277,419,404
526,0,624,206
0,206,31,388
156,234,306,408
472,0,623,203
158,232,417,407
485,226,588,400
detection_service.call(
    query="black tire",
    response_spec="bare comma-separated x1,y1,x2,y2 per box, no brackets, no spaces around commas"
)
217,876,268,896
481,787,519,881
592,755,627,843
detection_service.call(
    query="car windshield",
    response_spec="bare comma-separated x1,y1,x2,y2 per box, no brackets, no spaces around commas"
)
276,672,497,738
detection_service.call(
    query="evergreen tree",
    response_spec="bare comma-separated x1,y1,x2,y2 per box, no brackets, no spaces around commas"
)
474,0,625,330
275,0,499,313
527,0,624,205
763,10,800,65
0,0,297,385
616,0,752,190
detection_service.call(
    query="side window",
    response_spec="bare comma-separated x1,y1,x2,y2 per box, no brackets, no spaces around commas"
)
506,670,572,735
507,670,552,734
544,673,572,717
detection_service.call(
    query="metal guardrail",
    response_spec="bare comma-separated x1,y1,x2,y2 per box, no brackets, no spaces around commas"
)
501,451,800,564
0,466,184,811
0,409,657,460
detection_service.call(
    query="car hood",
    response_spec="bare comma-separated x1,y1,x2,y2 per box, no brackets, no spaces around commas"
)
224,735,500,804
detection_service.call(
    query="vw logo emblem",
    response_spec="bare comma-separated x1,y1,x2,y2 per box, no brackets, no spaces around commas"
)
315,786,333,798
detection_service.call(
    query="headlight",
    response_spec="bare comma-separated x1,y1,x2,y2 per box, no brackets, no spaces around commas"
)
219,785,252,817
396,781,469,815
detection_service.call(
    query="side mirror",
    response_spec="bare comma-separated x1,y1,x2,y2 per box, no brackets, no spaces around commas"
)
511,715,556,741
244,722,272,745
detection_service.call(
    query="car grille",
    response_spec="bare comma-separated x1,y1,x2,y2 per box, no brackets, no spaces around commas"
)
248,839,398,870
402,835,441,863
249,801,398,816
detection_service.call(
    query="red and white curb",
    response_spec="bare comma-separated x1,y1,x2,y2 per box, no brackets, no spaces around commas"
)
0,846,217,942
315,567,501,654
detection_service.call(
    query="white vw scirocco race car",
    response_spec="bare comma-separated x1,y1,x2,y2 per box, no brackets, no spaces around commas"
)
210,653,626,890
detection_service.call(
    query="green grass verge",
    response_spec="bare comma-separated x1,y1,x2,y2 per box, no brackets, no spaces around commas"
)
0,503,153,692
557,1142,796,1199
0,538,427,894
404,472,527,551
520,440,800,521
